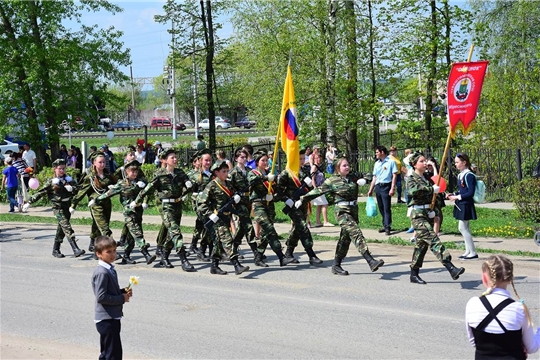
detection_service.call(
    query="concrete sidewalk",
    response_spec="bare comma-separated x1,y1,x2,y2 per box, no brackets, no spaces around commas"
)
1,202,538,254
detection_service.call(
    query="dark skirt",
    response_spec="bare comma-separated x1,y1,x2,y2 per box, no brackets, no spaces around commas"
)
453,198,477,221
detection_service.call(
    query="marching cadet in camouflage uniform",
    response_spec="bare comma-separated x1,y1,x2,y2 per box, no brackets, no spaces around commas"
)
276,149,323,265
199,160,250,275
113,148,137,248
406,151,465,284
247,150,294,267
229,149,257,256
134,149,194,271
23,159,85,258
300,156,384,275
184,151,201,257
90,160,156,265
72,152,118,258
153,150,169,258
186,149,213,262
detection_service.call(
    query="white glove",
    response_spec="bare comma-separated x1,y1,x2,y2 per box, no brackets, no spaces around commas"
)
357,178,367,186
22,203,31,212
233,194,241,204
285,198,294,208
64,184,73,192
181,195,188,202
108,185,115,190
142,203,148,210
265,193,273,201
129,201,137,209
88,199,96,208
303,177,313,187
428,211,436,219
69,207,76,215
65,176,72,182
52,178,60,185
267,173,275,182
185,180,193,189
136,181,146,188
294,199,303,209
209,213,219,223
432,185,440,194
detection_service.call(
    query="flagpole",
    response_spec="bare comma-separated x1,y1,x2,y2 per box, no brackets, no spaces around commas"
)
430,44,475,210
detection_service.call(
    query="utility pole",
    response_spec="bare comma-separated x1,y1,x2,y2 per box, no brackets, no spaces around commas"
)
130,66,135,122
171,19,177,140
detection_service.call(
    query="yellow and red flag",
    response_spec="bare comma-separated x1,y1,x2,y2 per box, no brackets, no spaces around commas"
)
447,61,489,138
279,66,300,176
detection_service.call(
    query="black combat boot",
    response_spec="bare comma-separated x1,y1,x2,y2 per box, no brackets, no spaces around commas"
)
231,257,250,275
117,233,126,247
52,242,65,258
121,248,137,264
410,267,427,284
248,242,259,257
178,249,196,272
155,245,163,258
160,249,174,268
88,238,95,252
444,262,465,280
196,244,210,262
331,256,349,275
276,248,295,267
140,245,156,265
306,247,323,265
284,246,300,264
68,238,85,257
254,251,269,267
362,251,385,272
210,258,227,275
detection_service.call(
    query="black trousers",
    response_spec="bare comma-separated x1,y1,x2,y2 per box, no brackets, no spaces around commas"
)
96,319,122,360
375,183,392,230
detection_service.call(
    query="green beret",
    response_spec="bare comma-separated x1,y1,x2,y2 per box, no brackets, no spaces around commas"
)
52,159,66,167
198,148,212,157
253,150,268,163
89,151,105,163
210,160,229,173
410,151,424,166
160,148,176,160
190,150,200,163
124,160,141,169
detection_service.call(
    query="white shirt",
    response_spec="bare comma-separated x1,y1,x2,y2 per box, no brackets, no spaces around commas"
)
325,148,335,164
23,149,36,169
136,151,146,164
465,287,540,354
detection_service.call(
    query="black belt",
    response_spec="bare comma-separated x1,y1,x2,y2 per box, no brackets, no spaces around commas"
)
376,182,391,186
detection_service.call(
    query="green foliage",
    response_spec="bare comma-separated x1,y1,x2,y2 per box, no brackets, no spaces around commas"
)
511,178,540,223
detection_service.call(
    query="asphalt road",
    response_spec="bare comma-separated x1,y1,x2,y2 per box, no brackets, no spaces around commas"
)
1,224,539,359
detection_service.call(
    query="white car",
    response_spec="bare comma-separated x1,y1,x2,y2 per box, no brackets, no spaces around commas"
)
0,139,20,155
198,118,231,130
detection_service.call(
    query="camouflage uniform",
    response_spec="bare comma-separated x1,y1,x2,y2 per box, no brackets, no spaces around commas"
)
94,172,155,265
406,153,464,283
247,169,291,267
113,165,130,246
303,172,384,274
187,169,213,258
135,166,194,270
28,174,85,257
276,168,322,264
406,172,452,268
72,168,117,246
228,165,255,250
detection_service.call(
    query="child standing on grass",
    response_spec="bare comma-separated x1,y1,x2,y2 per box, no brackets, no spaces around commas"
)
92,235,132,360
2,159,19,212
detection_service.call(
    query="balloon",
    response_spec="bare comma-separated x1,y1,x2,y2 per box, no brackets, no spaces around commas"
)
28,178,40,190
431,175,447,193
106,131,114,141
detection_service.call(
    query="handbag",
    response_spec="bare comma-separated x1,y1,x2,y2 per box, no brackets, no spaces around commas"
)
366,196,378,217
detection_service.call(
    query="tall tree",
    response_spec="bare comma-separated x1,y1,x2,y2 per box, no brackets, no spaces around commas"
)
0,0,130,162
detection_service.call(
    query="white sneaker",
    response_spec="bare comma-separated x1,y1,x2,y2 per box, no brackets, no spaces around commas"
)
409,236,416,243
323,222,335,227
14,206,19,212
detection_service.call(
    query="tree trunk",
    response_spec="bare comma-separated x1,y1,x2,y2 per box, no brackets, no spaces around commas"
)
424,0,438,150
344,0,359,169
325,0,337,145
368,0,379,148
201,0,216,150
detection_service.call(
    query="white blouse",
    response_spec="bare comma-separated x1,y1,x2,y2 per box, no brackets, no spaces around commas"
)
465,287,540,354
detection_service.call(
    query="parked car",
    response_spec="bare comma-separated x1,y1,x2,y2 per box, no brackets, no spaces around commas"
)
112,121,132,131
0,139,20,155
129,122,143,130
215,116,231,124
235,116,256,129
150,117,186,131
198,118,231,130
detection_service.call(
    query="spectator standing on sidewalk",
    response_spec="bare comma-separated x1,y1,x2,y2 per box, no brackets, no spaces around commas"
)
310,151,332,227
389,146,405,203
22,144,37,172
446,152,478,260
2,159,20,212
367,145,397,235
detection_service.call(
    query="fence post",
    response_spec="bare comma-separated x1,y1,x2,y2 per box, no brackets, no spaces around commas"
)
516,149,522,181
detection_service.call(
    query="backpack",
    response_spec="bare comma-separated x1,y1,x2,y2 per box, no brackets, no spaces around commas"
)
464,172,486,203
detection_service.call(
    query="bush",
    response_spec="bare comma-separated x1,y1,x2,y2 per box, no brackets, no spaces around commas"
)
511,178,540,222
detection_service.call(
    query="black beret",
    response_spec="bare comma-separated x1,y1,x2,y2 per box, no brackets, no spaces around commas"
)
160,148,176,160
253,150,268,163
210,160,229,173
124,160,141,169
